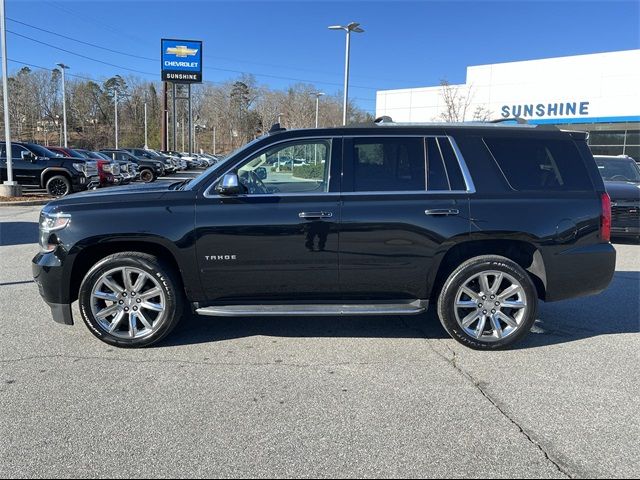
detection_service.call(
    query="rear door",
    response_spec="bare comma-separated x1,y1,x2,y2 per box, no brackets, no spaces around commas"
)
339,135,472,300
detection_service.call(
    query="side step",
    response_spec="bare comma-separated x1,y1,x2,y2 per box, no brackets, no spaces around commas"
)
195,300,428,317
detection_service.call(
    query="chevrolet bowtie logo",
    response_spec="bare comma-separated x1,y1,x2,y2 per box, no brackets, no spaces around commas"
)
166,45,198,58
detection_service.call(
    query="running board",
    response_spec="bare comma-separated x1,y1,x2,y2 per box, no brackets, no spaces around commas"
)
195,300,428,317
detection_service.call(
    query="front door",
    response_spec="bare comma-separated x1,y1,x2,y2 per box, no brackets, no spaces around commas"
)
339,135,472,300
0,143,41,185
195,137,342,303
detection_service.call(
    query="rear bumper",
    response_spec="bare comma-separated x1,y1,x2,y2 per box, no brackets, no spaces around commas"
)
544,242,616,302
32,250,74,325
611,226,640,237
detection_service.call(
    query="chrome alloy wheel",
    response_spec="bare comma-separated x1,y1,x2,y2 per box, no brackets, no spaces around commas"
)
90,266,167,339
454,270,527,342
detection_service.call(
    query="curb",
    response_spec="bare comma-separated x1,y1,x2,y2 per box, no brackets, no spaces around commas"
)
0,199,51,207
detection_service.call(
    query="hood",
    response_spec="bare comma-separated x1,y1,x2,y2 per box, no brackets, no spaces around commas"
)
44,180,182,210
604,180,640,202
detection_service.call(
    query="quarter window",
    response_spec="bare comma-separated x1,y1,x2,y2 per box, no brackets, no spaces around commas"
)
484,137,593,191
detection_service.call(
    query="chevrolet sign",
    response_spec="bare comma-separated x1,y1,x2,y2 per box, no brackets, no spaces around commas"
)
161,39,202,83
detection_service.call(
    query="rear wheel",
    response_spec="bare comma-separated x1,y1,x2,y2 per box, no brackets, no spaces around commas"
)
437,255,537,350
78,252,183,347
139,168,155,183
45,175,71,197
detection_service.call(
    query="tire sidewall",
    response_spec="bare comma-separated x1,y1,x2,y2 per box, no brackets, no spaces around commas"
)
437,256,538,350
46,175,71,197
78,254,180,348
140,168,155,183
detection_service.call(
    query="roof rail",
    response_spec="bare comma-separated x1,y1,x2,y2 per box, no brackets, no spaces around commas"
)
488,117,528,125
374,115,394,124
268,123,286,134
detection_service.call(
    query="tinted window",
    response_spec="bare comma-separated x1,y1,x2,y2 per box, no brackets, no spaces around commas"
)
25,144,58,158
484,137,593,191
426,138,449,191
437,138,467,191
353,137,425,192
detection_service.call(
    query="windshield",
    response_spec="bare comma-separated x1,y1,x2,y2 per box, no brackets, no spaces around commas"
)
26,143,59,158
184,136,265,190
595,157,640,182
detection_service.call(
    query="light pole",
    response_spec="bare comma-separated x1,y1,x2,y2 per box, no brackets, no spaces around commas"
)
0,0,18,196
313,92,325,128
56,63,69,147
114,90,119,149
328,22,364,126
212,126,216,155
143,100,148,149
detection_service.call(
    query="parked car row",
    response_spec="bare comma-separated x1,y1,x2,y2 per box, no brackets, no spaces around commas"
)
0,142,223,197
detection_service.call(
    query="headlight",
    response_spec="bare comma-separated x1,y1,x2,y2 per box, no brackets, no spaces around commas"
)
102,163,113,173
39,212,71,252
72,163,86,174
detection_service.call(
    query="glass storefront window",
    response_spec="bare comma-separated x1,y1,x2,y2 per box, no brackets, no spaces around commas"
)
590,145,624,156
589,131,626,145
625,131,640,145
624,145,639,162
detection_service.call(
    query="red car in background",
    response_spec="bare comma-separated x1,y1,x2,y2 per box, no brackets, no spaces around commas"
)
48,146,117,187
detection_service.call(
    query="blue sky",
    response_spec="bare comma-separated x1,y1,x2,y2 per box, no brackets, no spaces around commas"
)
6,0,640,112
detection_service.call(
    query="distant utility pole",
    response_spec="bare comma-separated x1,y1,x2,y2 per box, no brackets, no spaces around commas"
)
314,92,325,128
56,63,69,147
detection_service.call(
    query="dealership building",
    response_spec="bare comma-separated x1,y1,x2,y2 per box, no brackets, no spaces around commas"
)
376,49,640,160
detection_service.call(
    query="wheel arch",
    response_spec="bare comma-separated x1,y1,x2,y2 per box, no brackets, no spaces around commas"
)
69,239,184,304
41,168,72,188
429,238,547,302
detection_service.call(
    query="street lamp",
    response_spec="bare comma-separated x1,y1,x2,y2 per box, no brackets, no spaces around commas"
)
328,22,364,126
143,99,148,149
114,90,129,149
56,63,69,147
0,0,20,196
313,92,325,128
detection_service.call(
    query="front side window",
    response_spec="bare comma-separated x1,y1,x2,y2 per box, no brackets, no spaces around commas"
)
352,137,425,192
236,140,331,195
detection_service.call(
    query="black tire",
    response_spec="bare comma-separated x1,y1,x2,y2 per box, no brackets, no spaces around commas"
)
437,255,538,350
45,175,72,197
78,252,183,348
139,168,155,183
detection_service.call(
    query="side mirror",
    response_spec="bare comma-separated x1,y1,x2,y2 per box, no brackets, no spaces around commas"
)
255,167,267,180
21,151,37,162
216,173,244,195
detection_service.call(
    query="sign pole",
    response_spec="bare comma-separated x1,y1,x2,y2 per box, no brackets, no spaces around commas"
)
172,83,177,151
162,82,168,151
188,83,192,155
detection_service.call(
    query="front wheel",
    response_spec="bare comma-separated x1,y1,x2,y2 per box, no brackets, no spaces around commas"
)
139,168,156,183
437,255,538,350
46,175,71,197
78,252,183,347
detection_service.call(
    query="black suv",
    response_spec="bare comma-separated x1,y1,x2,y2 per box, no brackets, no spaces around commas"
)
32,122,616,349
0,142,99,196
594,155,640,239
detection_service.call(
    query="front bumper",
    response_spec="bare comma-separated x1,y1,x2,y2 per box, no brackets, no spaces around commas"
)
72,175,100,192
32,250,74,325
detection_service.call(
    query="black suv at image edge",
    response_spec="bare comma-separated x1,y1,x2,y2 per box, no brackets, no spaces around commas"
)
0,142,99,196
32,121,616,350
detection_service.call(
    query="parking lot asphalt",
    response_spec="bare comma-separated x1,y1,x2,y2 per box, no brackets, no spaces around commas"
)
1,205,638,479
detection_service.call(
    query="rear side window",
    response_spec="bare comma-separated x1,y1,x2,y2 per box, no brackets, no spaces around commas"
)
484,137,593,191
353,137,425,192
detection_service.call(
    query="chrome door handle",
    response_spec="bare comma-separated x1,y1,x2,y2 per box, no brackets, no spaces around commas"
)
299,211,333,219
425,208,459,216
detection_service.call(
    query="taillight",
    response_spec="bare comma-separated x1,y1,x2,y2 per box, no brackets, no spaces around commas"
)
600,192,611,243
